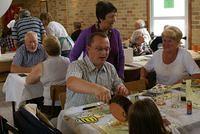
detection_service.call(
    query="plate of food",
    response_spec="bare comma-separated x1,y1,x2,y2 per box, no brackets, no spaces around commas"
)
148,84,170,94
191,79,200,88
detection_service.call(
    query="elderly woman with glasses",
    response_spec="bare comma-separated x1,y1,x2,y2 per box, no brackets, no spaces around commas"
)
140,26,200,85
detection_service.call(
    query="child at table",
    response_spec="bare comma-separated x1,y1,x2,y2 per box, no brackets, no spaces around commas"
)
128,98,171,134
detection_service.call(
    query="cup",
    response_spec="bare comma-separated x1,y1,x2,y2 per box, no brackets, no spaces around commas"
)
171,93,180,108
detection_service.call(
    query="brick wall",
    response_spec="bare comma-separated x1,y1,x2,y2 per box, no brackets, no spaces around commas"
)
192,0,200,45
1,0,199,46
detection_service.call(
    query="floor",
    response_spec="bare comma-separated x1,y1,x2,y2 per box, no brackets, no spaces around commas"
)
0,82,13,125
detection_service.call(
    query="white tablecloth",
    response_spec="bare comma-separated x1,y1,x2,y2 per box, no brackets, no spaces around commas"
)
57,95,200,134
57,102,110,134
0,52,15,62
2,73,44,108
125,50,200,68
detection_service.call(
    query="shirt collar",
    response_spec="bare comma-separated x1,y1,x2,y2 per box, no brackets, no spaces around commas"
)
84,55,106,73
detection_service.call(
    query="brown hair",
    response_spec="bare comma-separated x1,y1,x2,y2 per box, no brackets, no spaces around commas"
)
87,32,108,46
96,1,117,23
43,36,61,56
128,98,168,134
40,12,53,23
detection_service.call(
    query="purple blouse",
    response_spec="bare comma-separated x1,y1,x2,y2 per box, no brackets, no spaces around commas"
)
69,24,124,79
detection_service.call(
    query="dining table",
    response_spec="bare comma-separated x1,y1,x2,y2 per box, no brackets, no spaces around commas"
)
57,82,200,134
123,49,200,82
0,52,15,82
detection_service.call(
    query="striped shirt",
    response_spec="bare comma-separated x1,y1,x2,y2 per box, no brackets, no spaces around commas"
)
12,44,47,67
12,17,46,46
65,55,122,109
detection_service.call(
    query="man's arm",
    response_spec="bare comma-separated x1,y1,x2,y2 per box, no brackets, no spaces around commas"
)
13,40,18,49
67,76,111,103
42,33,47,45
10,64,32,73
26,63,42,84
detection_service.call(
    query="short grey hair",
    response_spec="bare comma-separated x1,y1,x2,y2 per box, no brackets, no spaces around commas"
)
19,9,31,18
24,31,38,42
136,19,145,28
131,30,143,43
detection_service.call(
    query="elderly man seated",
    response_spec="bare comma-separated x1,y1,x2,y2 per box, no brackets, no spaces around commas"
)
11,31,47,73
65,32,129,109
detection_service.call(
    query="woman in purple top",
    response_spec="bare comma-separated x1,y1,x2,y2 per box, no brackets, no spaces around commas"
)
69,1,124,79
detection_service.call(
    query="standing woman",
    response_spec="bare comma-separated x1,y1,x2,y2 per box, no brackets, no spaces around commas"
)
140,26,200,85
69,1,124,79
40,13,74,57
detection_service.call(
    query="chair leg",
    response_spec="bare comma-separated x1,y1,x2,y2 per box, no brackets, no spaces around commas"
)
12,102,16,126
51,90,55,117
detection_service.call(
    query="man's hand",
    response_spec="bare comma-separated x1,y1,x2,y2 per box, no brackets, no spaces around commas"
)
116,84,129,96
94,86,111,103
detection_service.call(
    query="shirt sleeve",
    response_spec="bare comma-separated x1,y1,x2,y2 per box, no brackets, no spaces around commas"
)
116,31,125,79
12,48,23,66
12,22,18,41
183,50,200,75
144,53,156,72
69,29,89,62
46,23,55,36
65,62,83,81
110,65,123,91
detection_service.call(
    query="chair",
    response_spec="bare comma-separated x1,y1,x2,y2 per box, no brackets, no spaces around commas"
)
50,84,66,115
14,107,61,134
59,92,66,110
0,115,19,134
124,79,146,94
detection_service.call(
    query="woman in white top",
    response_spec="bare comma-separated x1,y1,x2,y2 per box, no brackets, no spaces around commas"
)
26,35,69,116
40,13,74,57
140,26,200,85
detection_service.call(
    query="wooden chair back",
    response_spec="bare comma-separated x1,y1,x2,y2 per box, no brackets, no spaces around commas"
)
124,79,146,94
59,93,66,110
50,85,66,114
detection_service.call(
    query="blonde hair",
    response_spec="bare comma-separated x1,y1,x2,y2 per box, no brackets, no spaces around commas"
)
43,36,61,56
162,26,182,44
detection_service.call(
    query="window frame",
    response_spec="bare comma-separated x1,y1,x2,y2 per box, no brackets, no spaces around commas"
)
148,0,190,49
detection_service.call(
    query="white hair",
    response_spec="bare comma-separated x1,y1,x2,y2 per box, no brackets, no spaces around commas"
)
131,30,143,43
136,19,145,28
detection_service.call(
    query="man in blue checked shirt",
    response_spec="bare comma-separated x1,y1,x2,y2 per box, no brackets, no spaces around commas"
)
11,31,47,73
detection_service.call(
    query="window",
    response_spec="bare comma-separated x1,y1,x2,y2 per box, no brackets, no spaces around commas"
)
150,0,188,48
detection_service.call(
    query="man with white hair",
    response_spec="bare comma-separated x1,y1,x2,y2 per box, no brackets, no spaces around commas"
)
130,19,151,45
11,31,47,73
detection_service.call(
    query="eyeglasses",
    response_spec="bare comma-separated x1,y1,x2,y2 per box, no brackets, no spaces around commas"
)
94,47,111,53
